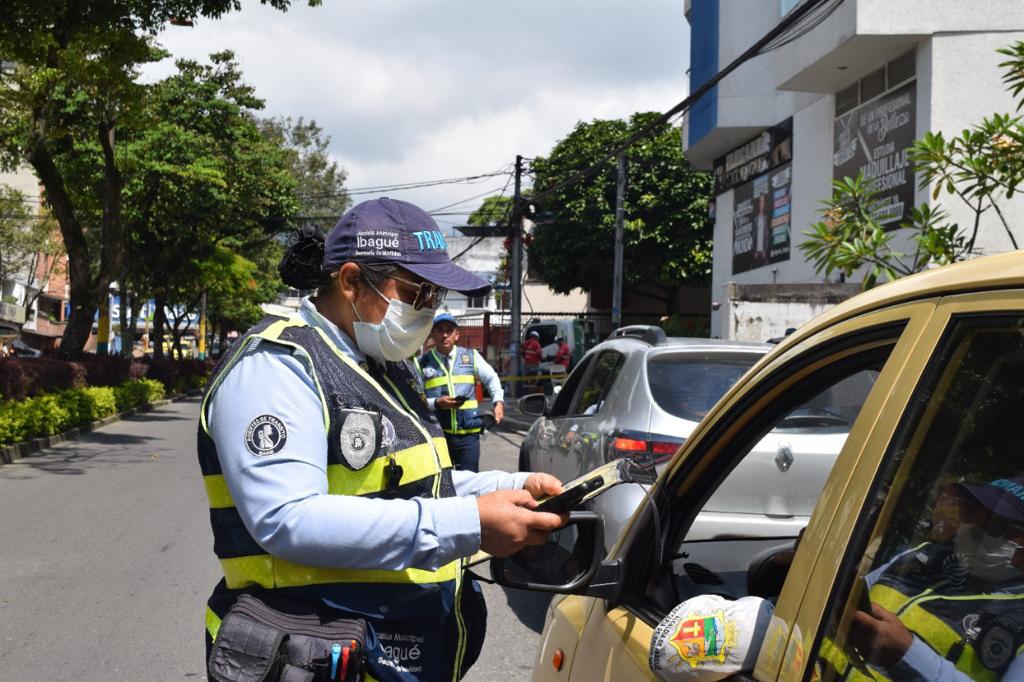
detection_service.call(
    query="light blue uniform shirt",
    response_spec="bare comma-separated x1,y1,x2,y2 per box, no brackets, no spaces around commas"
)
207,296,529,571
424,346,504,410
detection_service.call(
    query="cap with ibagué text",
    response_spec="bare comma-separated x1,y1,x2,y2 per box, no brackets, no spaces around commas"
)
322,197,491,296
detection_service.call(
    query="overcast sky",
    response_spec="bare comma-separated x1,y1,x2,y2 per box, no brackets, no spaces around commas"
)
146,0,691,230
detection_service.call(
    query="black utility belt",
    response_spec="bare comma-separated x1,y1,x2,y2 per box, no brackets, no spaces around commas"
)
209,592,366,682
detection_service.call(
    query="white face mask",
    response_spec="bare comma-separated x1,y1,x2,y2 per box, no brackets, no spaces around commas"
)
351,278,434,363
954,525,1024,582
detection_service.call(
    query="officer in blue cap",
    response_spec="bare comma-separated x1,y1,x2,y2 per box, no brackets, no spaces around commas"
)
418,311,505,472
198,197,566,681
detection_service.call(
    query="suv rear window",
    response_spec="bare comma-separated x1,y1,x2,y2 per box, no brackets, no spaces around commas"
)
647,354,759,422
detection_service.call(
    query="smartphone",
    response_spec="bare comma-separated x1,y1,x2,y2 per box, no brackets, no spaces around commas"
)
450,396,468,405
535,476,604,513
856,576,873,614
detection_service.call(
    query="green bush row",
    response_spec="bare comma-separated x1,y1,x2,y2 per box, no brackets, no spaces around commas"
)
0,379,166,447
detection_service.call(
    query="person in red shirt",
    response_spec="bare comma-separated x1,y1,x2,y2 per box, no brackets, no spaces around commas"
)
522,330,543,371
553,336,571,370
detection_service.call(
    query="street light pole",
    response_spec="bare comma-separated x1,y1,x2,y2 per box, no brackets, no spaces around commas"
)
612,151,627,330
509,155,524,399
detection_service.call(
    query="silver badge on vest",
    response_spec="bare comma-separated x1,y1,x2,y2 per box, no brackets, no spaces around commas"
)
338,408,396,470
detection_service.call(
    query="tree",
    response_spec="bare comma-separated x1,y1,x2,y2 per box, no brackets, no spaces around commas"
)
801,41,1024,289
467,195,513,227
0,185,65,319
0,0,316,358
121,52,298,360
529,112,713,312
260,117,350,234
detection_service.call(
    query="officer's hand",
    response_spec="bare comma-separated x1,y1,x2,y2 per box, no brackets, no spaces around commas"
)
436,396,461,409
523,472,562,500
848,603,914,667
493,402,504,424
477,489,567,557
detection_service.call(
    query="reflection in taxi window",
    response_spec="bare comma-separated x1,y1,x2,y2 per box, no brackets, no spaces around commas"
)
813,316,1024,682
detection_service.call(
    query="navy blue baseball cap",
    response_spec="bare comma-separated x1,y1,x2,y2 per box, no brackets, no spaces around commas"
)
322,197,491,296
433,312,458,327
960,477,1024,523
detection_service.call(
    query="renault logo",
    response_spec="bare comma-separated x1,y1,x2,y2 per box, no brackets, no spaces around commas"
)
775,444,794,473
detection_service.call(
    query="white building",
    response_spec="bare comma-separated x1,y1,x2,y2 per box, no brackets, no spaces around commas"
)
683,0,1024,340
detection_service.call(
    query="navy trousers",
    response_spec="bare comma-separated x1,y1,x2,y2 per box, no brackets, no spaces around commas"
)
445,433,481,472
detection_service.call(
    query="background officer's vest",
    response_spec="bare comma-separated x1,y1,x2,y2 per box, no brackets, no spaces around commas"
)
197,315,481,681
419,347,482,435
817,544,1024,681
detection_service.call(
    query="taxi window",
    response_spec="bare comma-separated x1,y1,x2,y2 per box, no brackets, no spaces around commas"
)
810,315,1024,681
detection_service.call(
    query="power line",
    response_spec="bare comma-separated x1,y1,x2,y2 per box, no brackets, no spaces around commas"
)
296,168,512,200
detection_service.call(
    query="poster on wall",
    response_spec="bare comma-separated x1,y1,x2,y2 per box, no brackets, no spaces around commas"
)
833,81,916,228
732,163,792,274
713,118,792,194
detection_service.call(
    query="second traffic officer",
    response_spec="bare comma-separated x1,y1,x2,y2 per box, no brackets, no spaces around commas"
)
419,313,504,472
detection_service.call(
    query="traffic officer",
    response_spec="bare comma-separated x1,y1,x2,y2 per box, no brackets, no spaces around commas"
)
198,198,565,681
822,477,1024,680
418,312,504,472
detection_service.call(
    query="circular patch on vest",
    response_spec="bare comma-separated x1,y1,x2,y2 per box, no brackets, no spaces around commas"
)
341,411,376,469
979,624,1014,670
245,415,287,456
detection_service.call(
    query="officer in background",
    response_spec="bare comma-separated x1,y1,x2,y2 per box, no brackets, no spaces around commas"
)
418,313,504,472
198,198,566,681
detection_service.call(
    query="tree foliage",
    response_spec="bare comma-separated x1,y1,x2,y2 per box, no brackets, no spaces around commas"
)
260,117,350,234
529,112,713,310
0,0,316,357
467,195,513,227
802,41,1024,289
122,51,298,359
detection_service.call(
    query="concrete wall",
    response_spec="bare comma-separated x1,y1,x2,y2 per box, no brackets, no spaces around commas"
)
724,282,861,342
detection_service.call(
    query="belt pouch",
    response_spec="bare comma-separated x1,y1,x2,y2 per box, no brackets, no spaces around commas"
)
209,592,367,682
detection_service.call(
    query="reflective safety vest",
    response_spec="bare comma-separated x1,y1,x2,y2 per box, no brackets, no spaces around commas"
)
198,315,480,681
815,544,1024,681
418,347,482,435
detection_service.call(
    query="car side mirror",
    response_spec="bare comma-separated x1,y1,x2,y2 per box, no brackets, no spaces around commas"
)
518,393,548,417
488,511,622,600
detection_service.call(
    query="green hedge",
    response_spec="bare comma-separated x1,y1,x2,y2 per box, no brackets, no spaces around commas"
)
0,379,166,447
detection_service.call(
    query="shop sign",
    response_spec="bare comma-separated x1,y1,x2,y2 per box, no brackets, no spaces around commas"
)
713,118,793,194
732,163,792,274
833,81,917,227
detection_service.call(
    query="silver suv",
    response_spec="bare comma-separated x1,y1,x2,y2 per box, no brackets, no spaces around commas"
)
518,325,865,551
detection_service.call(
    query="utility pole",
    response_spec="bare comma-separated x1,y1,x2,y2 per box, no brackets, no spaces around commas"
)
612,151,627,330
509,155,524,399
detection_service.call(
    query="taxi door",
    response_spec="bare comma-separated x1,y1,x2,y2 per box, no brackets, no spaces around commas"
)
533,300,939,681
776,289,1024,680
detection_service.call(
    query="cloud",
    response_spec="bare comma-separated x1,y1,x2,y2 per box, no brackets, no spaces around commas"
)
146,0,690,226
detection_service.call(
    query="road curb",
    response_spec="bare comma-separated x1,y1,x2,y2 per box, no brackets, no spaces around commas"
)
0,389,203,467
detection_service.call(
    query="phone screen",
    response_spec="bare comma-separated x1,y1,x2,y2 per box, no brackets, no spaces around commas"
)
535,476,604,513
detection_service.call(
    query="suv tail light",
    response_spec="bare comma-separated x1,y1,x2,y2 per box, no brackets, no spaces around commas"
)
606,431,684,466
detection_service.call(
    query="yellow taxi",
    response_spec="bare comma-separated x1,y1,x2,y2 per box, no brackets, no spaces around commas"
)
489,251,1024,681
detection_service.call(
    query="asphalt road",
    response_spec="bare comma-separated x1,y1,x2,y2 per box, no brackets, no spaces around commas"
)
0,398,546,681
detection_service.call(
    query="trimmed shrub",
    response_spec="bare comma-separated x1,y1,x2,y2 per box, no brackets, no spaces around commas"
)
79,355,146,387
146,359,211,394
0,378,166,447
75,386,118,422
0,357,87,401
113,379,165,411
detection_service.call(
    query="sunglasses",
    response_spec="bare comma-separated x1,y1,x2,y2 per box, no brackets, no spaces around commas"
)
383,270,448,311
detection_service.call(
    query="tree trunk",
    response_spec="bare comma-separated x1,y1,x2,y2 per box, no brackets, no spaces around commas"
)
123,291,138,359
152,295,166,362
